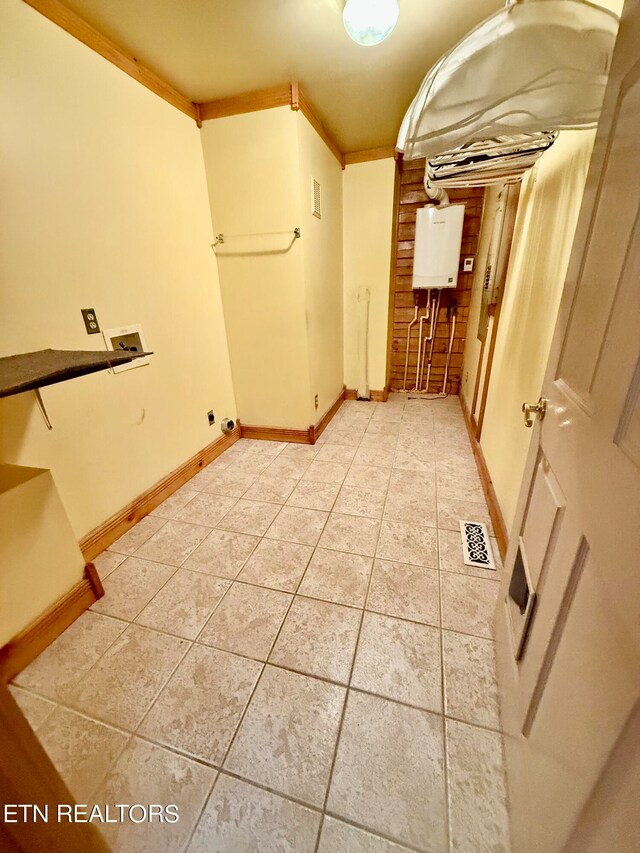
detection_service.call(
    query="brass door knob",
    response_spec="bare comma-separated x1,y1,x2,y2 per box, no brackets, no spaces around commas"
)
522,396,547,428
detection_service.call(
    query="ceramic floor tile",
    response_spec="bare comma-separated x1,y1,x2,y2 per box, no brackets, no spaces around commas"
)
344,464,391,492
216,498,281,536
139,644,261,764
184,529,260,578
63,624,189,730
237,538,313,592
446,719,510,853
298,548,372,607
150,488,199,520
365,420,402,436
302,460,349,485
352,612,442,712
367,559,440,626
436,472,485,502
14,611,126,701
323,429,362,447
280,443,320,460
439,528,502,580
318,817,413,852
90,557,175,621
384,487,437,527
327,691,446,850
315,443,358,464
187,774,321,853
318,513,380,557
393,449,436,473
173,492,238,527
377,521,438,568
37,706,129,801
243,475,299,504
135,569,230,639
353,446,395,468
93,737,215,853
107,516,166,556
437,497,493,532
270,596,361,684
199,469,257,497
440,573,500,639
265,506,329,546
224,454,273,476
359,433,399,452
134,520,210,567
264,455,310,480
93,550,126,581
286,479,341,511
389,469,435,494
443,630,500,730
333,485,386,519
8,686,57,732
198,582,292,660
225,665,346,807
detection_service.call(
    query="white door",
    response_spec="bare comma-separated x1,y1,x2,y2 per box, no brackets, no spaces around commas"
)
494,3,640,851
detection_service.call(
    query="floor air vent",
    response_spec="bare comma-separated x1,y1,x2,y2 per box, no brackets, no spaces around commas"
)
459,521,496,570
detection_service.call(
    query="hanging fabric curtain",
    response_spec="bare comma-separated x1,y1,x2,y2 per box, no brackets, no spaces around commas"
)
397,0,619,161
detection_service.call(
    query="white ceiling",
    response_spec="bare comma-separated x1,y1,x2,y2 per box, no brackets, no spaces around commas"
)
65,0,504,151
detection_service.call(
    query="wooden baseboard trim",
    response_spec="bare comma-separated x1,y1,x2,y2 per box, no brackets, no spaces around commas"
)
312,386,346,443
460,396,509,559
239,424,312,444
23,0,198,121
240,387,347,446
345,387,389,402
0,564,103,683
79,426,241,560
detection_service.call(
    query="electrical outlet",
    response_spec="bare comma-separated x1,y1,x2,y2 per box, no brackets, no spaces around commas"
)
81,308,100,334
314,394,319,410
208,410,215,425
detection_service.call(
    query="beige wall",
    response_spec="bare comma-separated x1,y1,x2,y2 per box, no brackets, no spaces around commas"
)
0,0,237,538
200,108,312,429
200,107,345,429
471,130,597,529
0,466,86,645
298,113,345,419
343,159,396,393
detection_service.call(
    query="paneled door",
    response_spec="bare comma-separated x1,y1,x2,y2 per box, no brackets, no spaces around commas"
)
494,2,640,851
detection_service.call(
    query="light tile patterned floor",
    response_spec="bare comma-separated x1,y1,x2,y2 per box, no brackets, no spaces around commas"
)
11,394,510,852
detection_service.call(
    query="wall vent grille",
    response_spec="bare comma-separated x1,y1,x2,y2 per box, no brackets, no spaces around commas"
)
312,178,322,219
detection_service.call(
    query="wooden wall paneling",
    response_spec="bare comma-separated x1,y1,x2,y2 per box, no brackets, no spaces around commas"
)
388,156,484,394
22,0,198,120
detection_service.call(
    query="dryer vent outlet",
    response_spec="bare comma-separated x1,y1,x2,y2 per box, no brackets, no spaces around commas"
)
221,418,235,434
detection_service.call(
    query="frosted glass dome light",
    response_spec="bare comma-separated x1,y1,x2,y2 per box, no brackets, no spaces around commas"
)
343,0,399,46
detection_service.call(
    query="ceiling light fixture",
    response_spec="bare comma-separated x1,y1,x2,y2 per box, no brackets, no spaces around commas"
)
343,0,399,46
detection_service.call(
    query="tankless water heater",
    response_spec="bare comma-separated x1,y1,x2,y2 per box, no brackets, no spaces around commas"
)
412,203,465,289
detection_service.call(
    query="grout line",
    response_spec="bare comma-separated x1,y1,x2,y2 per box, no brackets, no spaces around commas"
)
313,421,392,853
